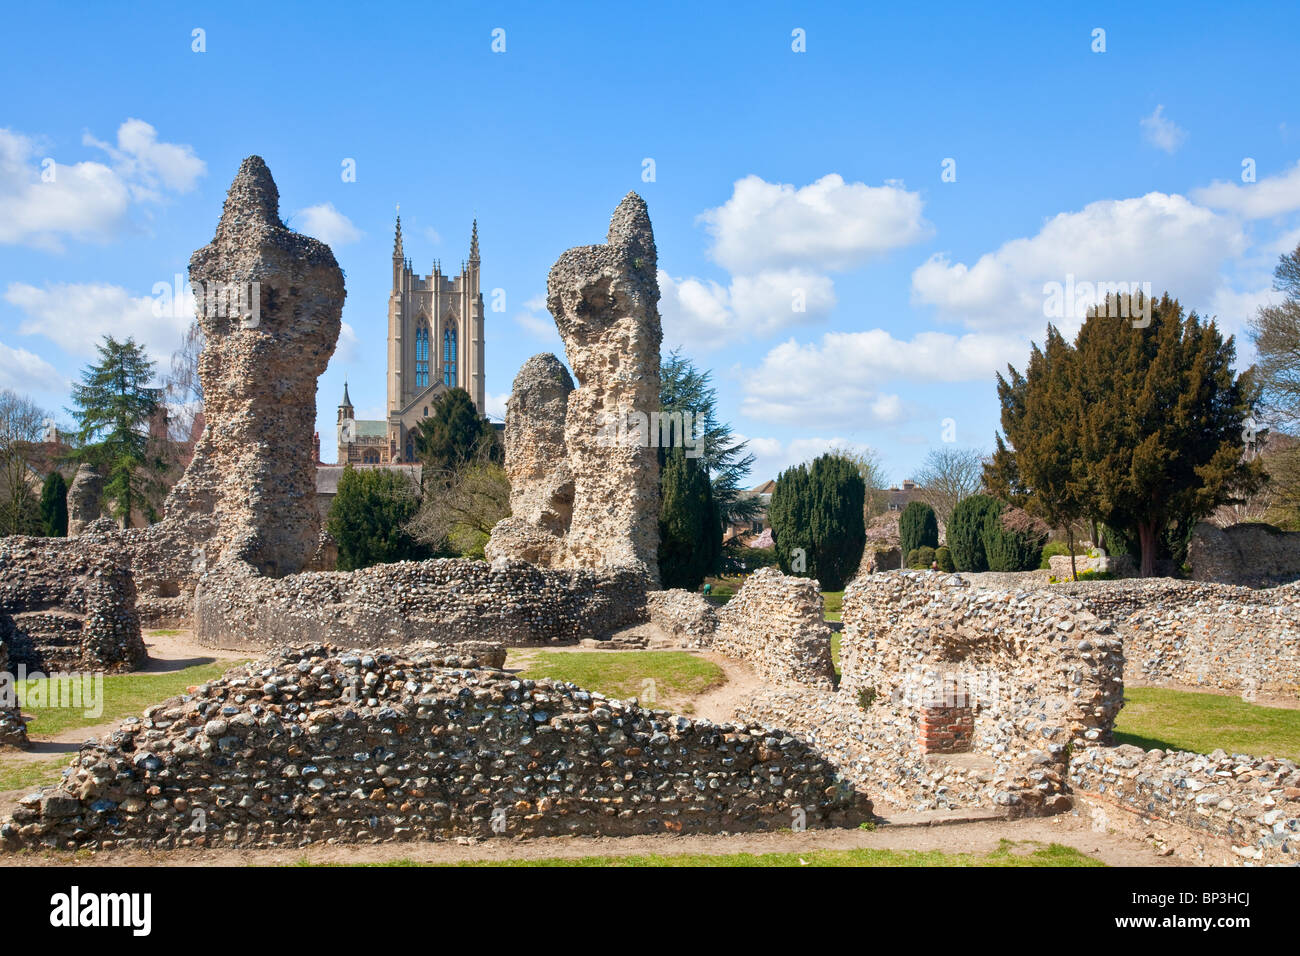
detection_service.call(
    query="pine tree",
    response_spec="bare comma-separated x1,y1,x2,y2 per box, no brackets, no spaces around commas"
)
40,471,68,537
660,350,755,526
68,336,167,527
899,500,938,557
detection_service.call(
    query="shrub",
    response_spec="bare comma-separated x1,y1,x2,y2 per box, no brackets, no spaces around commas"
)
1039,540,1074,569
935,545,955,572
327,465,427,571
985,506,1049,572
907,545,937,569
857,687,877,710
899,501,938,556
731,545,778,571
948,494,1002,571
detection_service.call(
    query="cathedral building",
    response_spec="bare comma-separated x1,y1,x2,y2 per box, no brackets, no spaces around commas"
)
336,214,487,464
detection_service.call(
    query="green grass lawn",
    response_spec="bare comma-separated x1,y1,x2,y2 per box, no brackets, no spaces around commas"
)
702,576,737,603
15,660,242,737
0,754,75,794
517,651,724,710
298,840,1101,868
822,590,843,623
1115,686,1300,762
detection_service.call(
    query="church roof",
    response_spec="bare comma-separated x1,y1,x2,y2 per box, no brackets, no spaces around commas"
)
351,419,387,439
341,380,352,407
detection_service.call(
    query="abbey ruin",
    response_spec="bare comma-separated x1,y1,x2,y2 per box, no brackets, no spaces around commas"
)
1,157,1298,867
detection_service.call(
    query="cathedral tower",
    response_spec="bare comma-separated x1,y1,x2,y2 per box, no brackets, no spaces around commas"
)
384,216,487,462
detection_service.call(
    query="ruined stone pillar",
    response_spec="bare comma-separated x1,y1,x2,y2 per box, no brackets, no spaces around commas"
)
165,156,345,577
0,639,29,750
65,463,104,537
547,194,662,584
484,353,574,567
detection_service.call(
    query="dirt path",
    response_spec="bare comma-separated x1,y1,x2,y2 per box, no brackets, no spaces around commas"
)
137,628,247,673
0,809,1184,868
686,652,763,724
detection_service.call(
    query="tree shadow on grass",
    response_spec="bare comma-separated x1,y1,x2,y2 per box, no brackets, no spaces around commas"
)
1114,730,1186,753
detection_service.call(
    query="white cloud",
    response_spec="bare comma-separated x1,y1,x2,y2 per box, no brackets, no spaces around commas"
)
512,294,563,349
741,328,1024,427
0,120,202,250
82,118,206,197
1140,105,1187,154
1193,161,1300,220
660,173,930,348
0,130,131,250
335,321,360,363
700,173,932,272
659,268,836,350
5,281,190,366
1208,284,1285,341
0,339,63,393
736,433,869,483
295,203,362,247
911,192,1245,334
486,391,510,421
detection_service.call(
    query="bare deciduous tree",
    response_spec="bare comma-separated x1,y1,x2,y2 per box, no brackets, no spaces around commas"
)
407,445,510,558
834,447,892,518
914,446,985,528
163,320,204,443
0,389,50,535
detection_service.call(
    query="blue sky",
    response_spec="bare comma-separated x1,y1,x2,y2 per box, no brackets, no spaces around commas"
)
3,1,1299,485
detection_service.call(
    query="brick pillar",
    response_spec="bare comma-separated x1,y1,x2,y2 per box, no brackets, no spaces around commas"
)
918,678,974,754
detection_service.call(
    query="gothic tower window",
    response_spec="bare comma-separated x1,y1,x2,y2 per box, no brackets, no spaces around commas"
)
415,325,430,388
443,327,457,386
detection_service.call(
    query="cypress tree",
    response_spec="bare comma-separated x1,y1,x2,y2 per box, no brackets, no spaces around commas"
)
658,447,721,589
807,453,865,589
948,493,1002,571
984,506,1048,571
769,461,813,576
899,500,938,556
414,388,500,472
40,472,68,537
